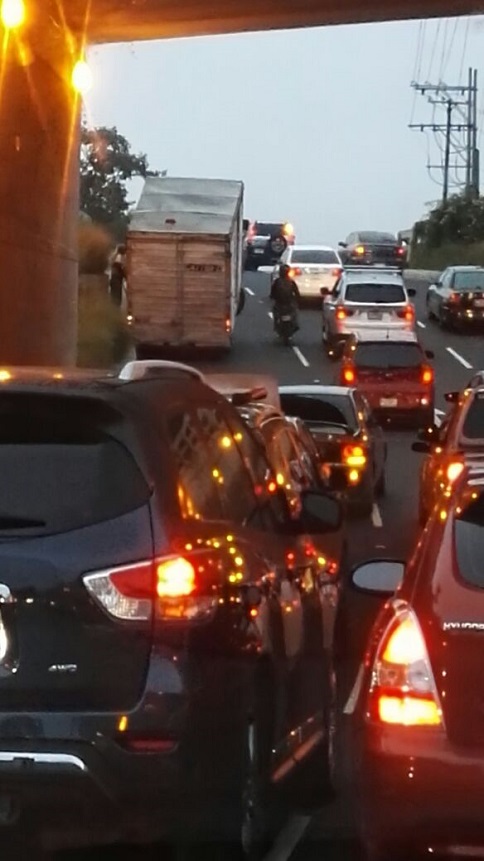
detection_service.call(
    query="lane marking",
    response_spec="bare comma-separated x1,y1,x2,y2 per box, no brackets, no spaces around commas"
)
417,320,426,329
435,408,445,428
263,815,311,861
268,311,273,320
245,287,255,296
371,503,383,528
292,346,310,367
446,346,472,369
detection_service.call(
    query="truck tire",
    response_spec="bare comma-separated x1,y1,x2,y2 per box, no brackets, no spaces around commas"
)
237,288,246,316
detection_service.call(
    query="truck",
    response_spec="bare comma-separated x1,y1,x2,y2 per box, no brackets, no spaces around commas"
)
126,176,245,353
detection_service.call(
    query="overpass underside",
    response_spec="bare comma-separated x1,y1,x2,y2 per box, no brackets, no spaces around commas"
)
0,0,478,365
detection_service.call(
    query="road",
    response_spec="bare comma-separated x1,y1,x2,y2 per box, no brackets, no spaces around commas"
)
57,271,482,861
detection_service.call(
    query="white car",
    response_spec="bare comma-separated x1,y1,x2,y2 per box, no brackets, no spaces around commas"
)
271,244,343,300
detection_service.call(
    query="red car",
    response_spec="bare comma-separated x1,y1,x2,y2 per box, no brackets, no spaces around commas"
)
339,329,435,427
342,463,484,860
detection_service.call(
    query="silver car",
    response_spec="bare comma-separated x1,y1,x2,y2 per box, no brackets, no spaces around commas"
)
321,267,416,357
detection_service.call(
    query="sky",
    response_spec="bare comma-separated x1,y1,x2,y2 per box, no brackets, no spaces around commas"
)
86,15,484,246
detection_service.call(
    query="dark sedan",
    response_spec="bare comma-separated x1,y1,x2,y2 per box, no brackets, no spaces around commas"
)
426,265,484,329
338,231,407,270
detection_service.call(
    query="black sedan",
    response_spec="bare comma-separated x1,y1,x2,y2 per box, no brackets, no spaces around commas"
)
338,231,407,270
426,265,484,329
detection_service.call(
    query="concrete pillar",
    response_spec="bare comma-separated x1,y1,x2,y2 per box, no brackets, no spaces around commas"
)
0,51,79,365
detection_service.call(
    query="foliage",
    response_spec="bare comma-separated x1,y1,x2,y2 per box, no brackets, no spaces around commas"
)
78,220,113,275
77,283,132,368
410,240,484,272
415,195,484,248
80,125,158,238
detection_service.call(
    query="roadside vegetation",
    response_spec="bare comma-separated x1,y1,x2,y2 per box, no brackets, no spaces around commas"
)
409,194,484,270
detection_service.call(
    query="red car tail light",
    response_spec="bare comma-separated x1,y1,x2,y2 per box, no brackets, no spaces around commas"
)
342,443,367,467
446,460,465,484
421,366,434,385
83,552,219,623
397,305,414,322
342,366,356,384
367,604,443,727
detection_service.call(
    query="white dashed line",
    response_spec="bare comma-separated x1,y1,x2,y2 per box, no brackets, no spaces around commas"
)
268,311,273,320
435,408,445,427
245,287,255,296
263,815,311,861
292,346,310,367
371,503,383,528
417,320,426,329
446,346,473,369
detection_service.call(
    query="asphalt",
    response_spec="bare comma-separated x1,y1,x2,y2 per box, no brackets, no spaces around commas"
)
53,271,484,861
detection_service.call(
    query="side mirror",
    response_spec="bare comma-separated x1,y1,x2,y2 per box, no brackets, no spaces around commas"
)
338,241,347,248
407,287,416,297
351,560,404,596
299,489,343,533
412,440,431,453
445,390,459,403
425,349,435,359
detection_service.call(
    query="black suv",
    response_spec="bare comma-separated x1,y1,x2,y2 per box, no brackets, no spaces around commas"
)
0,366,342,857
245,222,295,270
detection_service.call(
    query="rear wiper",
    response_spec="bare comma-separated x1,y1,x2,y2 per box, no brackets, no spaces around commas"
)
0,515,46,529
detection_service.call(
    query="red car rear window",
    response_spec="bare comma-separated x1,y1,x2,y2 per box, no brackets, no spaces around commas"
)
353,343,424,369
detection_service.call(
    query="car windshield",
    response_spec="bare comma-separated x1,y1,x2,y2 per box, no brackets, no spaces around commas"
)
353,343,423,369
453,271,484,291
455,491,484,588
345,284,406,303
279,392,357,429
254,223,282,235
462,395,484,439
291,250,338,265
357,232,397,244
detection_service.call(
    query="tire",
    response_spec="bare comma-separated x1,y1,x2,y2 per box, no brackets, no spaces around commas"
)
426,299,436,321
237,288,246,316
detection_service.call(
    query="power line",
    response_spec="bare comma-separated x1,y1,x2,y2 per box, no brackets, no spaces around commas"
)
459,17,470,83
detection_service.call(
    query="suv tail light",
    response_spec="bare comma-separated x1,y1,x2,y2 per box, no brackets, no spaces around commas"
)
397,305,414,322
421,366,434,385
84,551,220,623
367,603,443,727
336,308,350,320
342,366,356,385
283,223,295,239
342,443,367,467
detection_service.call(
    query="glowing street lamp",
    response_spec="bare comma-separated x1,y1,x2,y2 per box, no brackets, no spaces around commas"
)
72,59,93,95
1,0,25,29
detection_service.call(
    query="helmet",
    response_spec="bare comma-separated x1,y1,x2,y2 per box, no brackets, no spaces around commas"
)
279,263,290,277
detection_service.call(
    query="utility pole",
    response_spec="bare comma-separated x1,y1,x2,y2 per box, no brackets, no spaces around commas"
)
409,71,479,200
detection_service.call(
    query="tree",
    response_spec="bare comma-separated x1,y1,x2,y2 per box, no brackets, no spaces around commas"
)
80,125,158,238
417,194,484,247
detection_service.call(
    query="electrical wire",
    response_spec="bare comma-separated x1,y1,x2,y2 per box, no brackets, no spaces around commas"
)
439,19,449,81
428,20,441,80
459,17,470,83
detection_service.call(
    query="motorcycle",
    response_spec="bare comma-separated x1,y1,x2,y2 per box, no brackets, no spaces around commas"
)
273,305,299,346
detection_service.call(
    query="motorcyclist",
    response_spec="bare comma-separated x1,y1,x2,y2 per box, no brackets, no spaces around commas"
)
270,263,300,330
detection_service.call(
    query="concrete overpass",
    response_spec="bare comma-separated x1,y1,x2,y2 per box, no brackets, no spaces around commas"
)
1,0,480,364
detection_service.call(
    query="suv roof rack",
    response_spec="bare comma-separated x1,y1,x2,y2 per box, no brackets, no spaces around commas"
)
119,360,204,382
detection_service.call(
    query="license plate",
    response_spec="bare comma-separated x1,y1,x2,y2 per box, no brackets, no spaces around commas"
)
475,299,484,307
380,398,397,407
368,311,382,320
281,315,292,322
254,249,264,255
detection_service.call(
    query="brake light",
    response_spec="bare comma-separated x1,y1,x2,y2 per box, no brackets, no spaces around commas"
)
421,366,433,385
355,245,365,255
289,267,302,277
336,308,347,320
342,444,367,467
332,267,343,278
397,305,414,322
446,460,464,483
283,222,294,238
342,367,356,384
397,246,406,256
83,552,218,622
367,605,443,727
448,292,460,304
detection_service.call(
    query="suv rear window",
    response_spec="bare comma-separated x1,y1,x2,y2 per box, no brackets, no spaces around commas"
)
462,395,484,439
345,284,405,303
0,395,150,536
454,271,484,291
279,393,357,429
291,250,338,265
254,223,282,236
455,491,484,588
353,343,423,369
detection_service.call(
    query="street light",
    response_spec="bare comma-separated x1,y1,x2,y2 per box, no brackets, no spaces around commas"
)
72,59,93,95
1,0,25,29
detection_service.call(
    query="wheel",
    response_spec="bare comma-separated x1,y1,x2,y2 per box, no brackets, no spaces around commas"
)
426,298,436,321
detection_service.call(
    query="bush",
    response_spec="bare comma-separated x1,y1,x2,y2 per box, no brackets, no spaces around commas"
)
410,241,484,271
77,281,132,368
78,221,114,275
